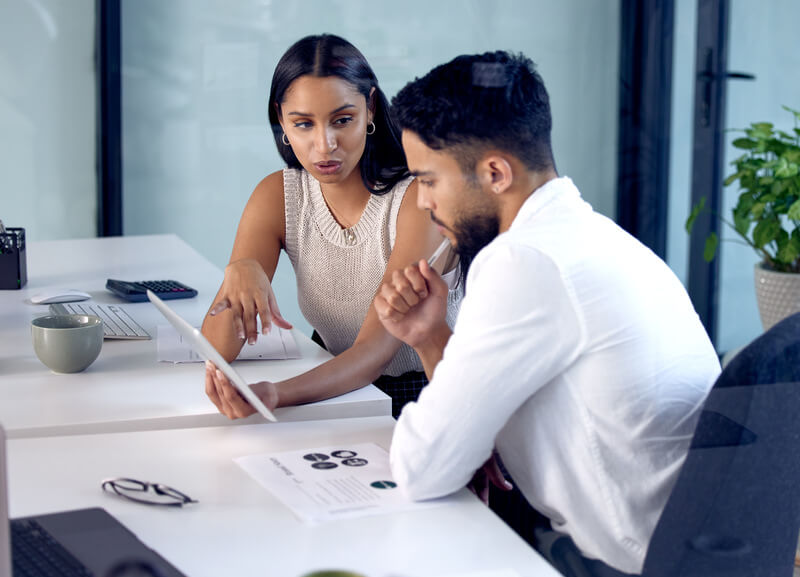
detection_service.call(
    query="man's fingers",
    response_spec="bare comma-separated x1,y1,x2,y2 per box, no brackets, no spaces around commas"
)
418,259,447,292
379,282,411,315
402,264,429,297
374,294,400,322
485,455,513,491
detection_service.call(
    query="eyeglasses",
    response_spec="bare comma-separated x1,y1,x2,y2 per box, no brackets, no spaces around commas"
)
101,477,197,507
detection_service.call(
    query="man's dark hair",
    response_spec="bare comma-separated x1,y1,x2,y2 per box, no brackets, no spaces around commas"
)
269,34,408,194
391,51,555,175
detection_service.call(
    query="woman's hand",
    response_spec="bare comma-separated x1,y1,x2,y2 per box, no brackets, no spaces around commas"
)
208,258,292,345
204,361,278,419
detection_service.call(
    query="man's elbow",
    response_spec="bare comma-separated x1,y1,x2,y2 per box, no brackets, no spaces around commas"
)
391,458,457,502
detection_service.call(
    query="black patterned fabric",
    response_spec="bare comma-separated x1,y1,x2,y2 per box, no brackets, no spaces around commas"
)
311,331,428,418
374,371,429,418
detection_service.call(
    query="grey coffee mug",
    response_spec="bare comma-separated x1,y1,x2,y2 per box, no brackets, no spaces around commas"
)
31,314,104,373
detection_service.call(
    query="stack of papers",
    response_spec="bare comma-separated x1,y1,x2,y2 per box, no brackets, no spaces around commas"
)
156,324,299,363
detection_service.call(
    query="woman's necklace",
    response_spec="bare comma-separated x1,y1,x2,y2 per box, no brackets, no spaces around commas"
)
322,191,364,246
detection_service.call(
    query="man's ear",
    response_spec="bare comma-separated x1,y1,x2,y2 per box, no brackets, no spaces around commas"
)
477,154,513,195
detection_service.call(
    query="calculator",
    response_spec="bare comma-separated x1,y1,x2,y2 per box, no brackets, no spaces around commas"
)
105,279,198,302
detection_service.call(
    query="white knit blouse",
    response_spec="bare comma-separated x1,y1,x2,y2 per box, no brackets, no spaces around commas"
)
283,168,461,377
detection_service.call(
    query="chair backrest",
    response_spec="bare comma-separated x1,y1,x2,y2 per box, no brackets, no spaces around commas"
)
641,312,800,577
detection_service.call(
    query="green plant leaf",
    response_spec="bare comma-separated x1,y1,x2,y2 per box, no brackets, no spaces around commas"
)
782,105,800,120
703,232,718,262
772,179,790,195
751,122,774,137
785,149,800,164
723,171,741,186
775,157,799,178
732,137,757,150
760,192,777,203
788,198,800,221
733,212,751,237
751,202,766,218
753,217,781,249
776,229,798,265
685,197,706,233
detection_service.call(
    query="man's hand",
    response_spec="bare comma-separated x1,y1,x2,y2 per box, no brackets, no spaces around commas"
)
468,453,514,505
374,259,449,348
204,360,278,419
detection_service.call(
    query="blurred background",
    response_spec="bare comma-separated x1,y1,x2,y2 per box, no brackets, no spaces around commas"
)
1,0,797,352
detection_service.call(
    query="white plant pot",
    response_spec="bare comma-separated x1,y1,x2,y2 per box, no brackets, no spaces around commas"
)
753,262,800,331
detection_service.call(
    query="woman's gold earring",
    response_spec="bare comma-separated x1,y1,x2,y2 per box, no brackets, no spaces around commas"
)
366,122,376,135
281,133,290,146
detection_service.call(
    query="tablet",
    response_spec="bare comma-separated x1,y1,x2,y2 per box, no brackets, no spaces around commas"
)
147,290,277,422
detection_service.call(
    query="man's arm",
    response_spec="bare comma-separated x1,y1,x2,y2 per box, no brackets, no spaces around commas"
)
383,244,586,501
375,258,452,379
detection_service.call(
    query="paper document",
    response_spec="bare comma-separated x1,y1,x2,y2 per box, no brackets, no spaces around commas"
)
157,324,299,363
234,442,445,524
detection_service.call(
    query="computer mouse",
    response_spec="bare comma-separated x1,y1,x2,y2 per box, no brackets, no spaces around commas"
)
30,288,92,304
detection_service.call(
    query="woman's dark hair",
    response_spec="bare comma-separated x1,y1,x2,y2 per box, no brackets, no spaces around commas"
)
391,51,555,175
268,34,408,194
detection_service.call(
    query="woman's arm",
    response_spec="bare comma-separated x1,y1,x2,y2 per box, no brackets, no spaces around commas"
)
201,171,287,362
206,180,448,418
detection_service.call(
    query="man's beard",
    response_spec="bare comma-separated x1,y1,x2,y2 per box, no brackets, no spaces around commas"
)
452,211,500,291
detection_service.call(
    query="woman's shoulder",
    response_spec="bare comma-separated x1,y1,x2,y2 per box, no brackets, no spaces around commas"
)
247,170,286,208
395,177,419,212
388,174,415,195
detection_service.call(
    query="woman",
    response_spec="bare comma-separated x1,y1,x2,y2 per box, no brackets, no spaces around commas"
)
202,34,461,419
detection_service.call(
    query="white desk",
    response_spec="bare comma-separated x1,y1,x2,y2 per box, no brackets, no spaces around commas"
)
7,417,560,577
0,235,390,438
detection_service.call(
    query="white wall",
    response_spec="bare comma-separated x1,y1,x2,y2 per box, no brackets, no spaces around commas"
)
0,0,96,241
120,0,621,334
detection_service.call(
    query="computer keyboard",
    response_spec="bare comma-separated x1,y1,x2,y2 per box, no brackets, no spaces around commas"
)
12,519,94,577
49,302,151,340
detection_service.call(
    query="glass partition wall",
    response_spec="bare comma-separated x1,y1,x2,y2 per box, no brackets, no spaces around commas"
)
119,0,622,335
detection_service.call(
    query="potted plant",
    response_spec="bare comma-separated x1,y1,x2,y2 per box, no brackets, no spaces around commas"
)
686,105,800,330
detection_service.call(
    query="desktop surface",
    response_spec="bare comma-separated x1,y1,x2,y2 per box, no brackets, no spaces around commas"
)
6,417,561,577
0,235,390,438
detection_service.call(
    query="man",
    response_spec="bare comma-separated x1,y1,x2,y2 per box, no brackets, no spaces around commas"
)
374,51,721,577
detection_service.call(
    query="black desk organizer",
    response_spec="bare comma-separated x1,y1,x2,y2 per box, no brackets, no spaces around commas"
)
0,227,27,289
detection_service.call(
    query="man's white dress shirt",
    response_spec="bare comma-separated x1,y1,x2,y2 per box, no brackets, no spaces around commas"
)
390,177,721,574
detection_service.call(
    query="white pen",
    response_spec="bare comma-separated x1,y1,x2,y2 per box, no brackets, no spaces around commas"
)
427,238,451,267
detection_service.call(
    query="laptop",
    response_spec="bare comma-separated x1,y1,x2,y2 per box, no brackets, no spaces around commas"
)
0,425,186,577
146,290,277,422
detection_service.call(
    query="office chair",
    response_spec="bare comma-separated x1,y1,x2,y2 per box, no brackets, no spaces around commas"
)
641,311,800,577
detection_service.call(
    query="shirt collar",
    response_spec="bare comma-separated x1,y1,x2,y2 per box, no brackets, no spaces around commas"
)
509,176,579,232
